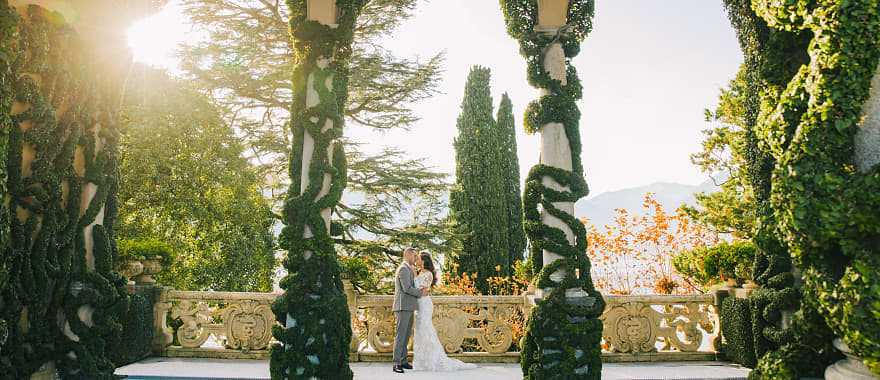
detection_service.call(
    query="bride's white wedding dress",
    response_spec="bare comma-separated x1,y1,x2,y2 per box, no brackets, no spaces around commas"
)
413,271,477,372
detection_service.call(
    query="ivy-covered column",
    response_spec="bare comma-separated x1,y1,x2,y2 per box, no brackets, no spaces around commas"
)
500,1,605,379
0,0,16,357
748,1,880,378
720,1,836,377
0,1,161,378
270,1,364,379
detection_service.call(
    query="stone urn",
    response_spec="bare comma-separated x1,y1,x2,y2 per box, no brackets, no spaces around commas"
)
116,259,144,286
135,258,162,285
826,338,880,380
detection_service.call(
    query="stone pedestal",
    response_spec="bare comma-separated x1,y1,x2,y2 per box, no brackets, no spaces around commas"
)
826,339,880,380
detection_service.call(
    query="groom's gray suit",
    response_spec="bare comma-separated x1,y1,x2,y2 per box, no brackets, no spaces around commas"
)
392,262,421,366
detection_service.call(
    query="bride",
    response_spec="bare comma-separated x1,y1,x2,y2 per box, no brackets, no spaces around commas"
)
412,251,478,372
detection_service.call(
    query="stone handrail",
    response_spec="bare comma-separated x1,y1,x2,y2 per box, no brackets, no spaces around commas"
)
600,294,720,361
353,294,526,361
152,285,720,361
153,290,277,359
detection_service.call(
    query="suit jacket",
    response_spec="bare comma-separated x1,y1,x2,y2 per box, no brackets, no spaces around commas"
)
393,263,421,312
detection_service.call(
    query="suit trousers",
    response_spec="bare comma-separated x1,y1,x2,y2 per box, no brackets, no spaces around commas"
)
392,310,414,365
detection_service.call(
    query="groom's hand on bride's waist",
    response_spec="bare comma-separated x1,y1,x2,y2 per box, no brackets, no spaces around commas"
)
421,288,430,296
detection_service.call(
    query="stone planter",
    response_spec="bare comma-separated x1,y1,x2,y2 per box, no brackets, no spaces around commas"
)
117,259,144,286
135,258,162,285
826,338,880,380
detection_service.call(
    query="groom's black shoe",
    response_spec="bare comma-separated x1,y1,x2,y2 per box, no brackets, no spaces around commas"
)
393,365,405,373
401,363,413,370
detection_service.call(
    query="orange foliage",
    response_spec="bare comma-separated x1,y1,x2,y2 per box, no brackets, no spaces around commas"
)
434,264,479,296
585,193,719,295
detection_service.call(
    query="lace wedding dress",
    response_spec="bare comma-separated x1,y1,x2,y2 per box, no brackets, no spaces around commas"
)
413,271,477,371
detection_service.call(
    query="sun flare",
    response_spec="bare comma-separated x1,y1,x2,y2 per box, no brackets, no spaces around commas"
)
126,3,190,69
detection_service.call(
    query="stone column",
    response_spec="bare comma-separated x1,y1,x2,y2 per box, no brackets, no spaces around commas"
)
271,1,362,379
824,61,880,380
536,44,579,295
855,63,880,174
283,0,339,326
3,2,162,378
501,1,605,378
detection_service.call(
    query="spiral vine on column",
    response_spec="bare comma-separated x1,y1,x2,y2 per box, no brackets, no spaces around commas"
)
270,1,365,379
0,5,129,379
500,1,605,379
0,0,16,358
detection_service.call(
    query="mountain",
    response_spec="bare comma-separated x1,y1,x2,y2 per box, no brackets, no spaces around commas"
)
335,179,720,237
575,180,719,229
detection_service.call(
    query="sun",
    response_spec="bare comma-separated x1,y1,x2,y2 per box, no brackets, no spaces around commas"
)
126,2,191,70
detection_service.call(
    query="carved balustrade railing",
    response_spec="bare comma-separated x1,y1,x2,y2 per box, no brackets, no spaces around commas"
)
151,285,721,361
353,294,526,362
153,290,277,359
600,294,720,362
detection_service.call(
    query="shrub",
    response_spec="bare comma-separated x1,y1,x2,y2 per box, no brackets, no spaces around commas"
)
720,296,757,367
673,240,754,289
339,256,393,294
109,287,160,367
117,238,175,266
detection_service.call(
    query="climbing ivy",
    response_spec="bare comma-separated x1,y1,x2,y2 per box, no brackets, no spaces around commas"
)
747,0,880,377
270,1,365,379
0,0,15,356
499,1,605,379
720,2,838,378
0,5,129,379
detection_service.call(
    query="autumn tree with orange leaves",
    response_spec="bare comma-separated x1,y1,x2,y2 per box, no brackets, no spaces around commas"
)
585,193,719,295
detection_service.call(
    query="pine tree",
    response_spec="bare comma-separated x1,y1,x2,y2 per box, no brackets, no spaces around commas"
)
178,0,450,265
449,66,512,292
496,93,527,269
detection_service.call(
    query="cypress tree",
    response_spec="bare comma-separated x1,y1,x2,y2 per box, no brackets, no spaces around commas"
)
496,93,527,270
450,66,511,292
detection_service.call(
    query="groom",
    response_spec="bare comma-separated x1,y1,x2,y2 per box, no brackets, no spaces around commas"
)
392,247,428,374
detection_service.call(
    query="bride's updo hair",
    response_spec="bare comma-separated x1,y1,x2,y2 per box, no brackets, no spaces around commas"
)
419,251,438,286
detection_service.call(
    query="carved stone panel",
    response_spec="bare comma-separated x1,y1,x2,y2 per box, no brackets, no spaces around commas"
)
603,302,656,353
600,296,718,355
223,300,274,351
432,306,470,353
171,300,212,348
364,306,395,353
158,291,278,355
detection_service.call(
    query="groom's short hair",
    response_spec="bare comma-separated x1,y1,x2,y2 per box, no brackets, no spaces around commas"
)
404,247,417,255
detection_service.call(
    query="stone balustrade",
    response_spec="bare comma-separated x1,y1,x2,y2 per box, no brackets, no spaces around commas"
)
152,285,720,362
601,294,719,362
353,294,527,362
153,290,277,359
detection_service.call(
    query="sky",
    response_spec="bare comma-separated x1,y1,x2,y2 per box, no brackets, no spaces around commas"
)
127,0,743,197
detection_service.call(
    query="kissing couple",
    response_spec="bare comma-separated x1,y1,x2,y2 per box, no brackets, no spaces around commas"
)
391,247,477,374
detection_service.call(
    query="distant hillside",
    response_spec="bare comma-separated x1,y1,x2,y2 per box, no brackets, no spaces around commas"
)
336,179,720,236
575,180,719,229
